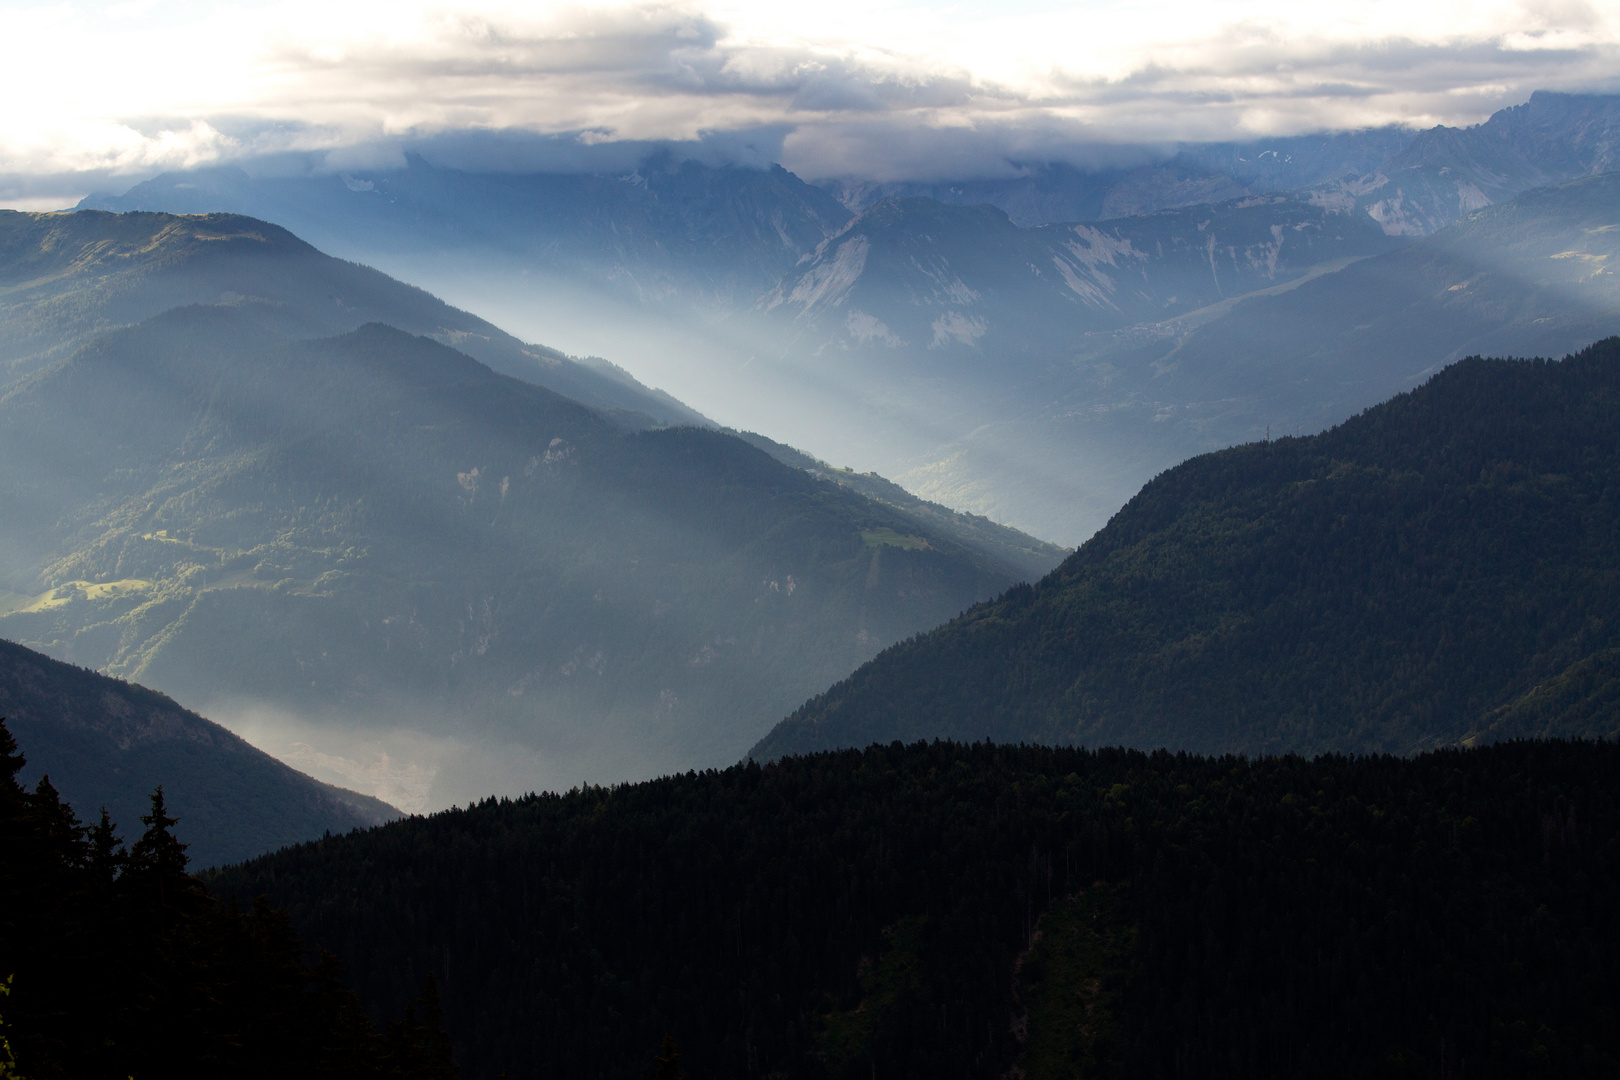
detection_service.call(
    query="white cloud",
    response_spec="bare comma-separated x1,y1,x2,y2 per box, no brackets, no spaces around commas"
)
2,0,1618,202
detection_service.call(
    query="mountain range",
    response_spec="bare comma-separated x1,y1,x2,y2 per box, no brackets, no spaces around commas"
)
0,214,1061,807
79,157,852,307
881,167,1620,540
831,91,1620,235
5,86,1620,1080
77,92,1620,543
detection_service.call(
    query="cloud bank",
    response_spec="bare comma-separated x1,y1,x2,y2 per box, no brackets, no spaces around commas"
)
3,0,1618,205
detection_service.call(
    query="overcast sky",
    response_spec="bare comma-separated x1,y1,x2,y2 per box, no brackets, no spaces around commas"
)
3,0,1618,207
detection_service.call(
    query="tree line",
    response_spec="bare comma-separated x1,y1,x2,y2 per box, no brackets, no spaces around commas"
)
219,737,1619,1079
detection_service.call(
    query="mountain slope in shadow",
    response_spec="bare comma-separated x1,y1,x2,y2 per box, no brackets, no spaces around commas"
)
1,636,397,868
755,338,1620,759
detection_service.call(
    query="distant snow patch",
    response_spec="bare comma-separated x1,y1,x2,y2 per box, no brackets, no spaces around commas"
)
930,311,988,348
845,308,904,347
782,235,869,314
1063,225,1146,271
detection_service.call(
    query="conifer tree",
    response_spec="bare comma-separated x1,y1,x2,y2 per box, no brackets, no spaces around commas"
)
0,720,34,952
128,786,188,879
654,1035,687,1080
124,785,206,926
0,721,461,1078
89,808,125,889
28,777,87,872
0,720,23,800
386,976,459,1080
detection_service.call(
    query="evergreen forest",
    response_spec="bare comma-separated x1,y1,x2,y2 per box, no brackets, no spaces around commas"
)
215,737,1618,1080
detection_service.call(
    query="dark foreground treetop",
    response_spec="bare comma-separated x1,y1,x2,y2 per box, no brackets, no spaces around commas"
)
0,716,456,1080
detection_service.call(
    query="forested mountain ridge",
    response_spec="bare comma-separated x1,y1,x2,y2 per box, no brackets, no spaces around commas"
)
0,305,1027,803
0,637,397,868
214,738,1620,1080
754,338,1620,761
0,209,705,426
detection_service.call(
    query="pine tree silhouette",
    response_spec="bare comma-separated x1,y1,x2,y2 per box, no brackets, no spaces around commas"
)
653,1034,687,1080
386,975,459,1079
128,785,188,879
89,807,125,888
30,776,88,871
0,718,27,820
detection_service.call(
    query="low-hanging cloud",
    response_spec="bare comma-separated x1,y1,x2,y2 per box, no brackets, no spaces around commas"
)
2,0,1619,205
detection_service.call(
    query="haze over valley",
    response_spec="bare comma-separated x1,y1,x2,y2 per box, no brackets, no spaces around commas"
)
0,210,1062,808
4,4,1620,1075
79,91,1620,541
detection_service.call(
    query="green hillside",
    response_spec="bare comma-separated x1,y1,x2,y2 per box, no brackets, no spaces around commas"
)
0,209,706,426
213,738,1620,1080
0,637,397,868
755,339,1620,760
0,305,1022,800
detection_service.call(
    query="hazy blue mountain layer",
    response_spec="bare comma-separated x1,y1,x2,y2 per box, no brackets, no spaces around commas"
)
1,637,397,867
726,192,1400,538
1126,170,1620,439
824,126,1415,224
1298,91,1620,238
79,155,853,305
0,209,705,426
760,193,1399,366
828,92,1620,234
0,304,1040,804
66,92,1620,545
730,429,1069,583
754,339,1620,760
858,167,1620,542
